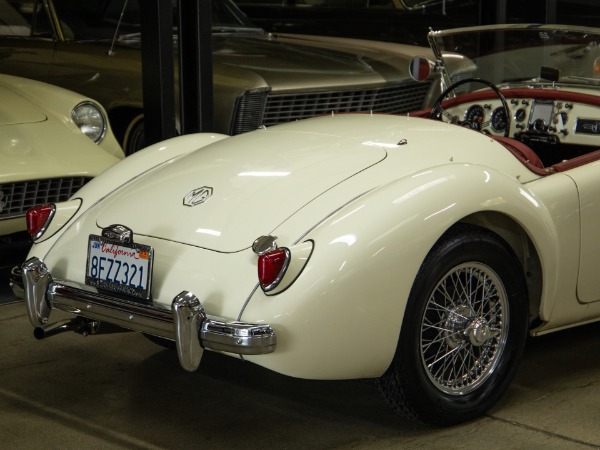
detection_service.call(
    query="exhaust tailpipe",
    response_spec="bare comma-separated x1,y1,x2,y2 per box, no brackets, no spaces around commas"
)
33,318,100,340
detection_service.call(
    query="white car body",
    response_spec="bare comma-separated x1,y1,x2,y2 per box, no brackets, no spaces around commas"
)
13,24,600,426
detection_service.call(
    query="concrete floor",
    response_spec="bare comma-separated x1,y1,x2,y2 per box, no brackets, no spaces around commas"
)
1,267,600,449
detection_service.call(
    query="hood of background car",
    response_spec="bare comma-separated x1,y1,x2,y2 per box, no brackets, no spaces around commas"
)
95,126,387,252
214,32,376,75
119,31,412,84
0,85,46,125
212,32,422,87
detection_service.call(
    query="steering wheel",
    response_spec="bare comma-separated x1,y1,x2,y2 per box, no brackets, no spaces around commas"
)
429,78,511,137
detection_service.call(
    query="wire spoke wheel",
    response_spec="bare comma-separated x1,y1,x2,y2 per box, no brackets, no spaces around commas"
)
421,262,508,395
377,225,528,426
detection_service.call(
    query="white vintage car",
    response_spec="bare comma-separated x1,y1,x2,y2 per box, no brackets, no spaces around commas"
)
0,74,123,267
11,24,600,426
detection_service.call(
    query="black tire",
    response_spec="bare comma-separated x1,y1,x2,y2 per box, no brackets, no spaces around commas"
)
378,224,529,426
123,115,145,156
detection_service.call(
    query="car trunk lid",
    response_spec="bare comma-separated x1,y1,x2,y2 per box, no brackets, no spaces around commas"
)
95,128,386,252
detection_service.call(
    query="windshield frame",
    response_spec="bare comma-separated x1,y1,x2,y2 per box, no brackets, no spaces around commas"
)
428,23,600,93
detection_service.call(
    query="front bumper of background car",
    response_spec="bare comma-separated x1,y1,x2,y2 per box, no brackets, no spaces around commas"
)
11,257,276,371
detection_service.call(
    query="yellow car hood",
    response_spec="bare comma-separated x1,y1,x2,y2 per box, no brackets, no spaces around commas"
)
0,85,46,125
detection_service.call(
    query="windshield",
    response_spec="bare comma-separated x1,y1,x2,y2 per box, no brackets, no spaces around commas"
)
52,0,259,42
430,24,600,89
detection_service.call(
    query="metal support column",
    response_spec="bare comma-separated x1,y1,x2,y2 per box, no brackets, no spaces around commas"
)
545,0,557,23
178,0,214,135
139,0,178,149
479,0,506,25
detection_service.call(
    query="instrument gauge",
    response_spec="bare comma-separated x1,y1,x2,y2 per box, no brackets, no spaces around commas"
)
515,108,526,122
464,105,485,131
491,107,508,133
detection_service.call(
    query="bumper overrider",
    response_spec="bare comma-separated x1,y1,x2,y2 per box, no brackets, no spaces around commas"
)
11,257,276,371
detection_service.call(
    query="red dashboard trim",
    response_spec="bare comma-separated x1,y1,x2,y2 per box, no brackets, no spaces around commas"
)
440,88,600,110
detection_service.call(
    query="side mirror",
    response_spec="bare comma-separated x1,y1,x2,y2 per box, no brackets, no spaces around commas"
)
409,56,434,82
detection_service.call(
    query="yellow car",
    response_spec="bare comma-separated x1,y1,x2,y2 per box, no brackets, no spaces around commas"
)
0,74,123,267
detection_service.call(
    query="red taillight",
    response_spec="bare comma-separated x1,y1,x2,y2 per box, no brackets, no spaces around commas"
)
258,248,290,291
26,204,55,240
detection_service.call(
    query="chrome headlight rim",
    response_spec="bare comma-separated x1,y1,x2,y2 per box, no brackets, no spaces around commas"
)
71,101,107,144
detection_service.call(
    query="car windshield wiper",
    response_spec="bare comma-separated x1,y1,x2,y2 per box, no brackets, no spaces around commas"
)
558,75,600,86
500,77,538,83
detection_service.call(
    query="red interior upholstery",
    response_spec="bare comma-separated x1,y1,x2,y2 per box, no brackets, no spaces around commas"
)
492,136,548,175
551,149,600,172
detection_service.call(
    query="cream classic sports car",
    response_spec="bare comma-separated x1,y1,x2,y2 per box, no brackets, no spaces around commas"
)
0,0,436,154
0,73,123,268
11,24,600,425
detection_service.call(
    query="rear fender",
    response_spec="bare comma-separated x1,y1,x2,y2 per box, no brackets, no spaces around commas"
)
241,164,564,380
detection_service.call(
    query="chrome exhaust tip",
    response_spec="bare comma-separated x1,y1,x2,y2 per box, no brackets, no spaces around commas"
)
33,317,100,340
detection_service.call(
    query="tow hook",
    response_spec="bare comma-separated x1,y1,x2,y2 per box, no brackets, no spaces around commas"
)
33,317,100,340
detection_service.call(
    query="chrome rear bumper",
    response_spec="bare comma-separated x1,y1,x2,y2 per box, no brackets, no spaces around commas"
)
9,264,24,299
15,257,276,371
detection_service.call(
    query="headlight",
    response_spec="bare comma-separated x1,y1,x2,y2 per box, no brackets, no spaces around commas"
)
71,101,107,144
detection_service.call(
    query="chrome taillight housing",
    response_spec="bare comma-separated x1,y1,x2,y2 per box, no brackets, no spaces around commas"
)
258,248,291,292
26,204,56,240
253,236,314,295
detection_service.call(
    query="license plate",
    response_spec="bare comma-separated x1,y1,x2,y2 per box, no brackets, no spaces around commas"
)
85,235,153,300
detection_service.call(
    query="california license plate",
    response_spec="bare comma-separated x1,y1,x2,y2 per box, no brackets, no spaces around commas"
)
85,235,153,300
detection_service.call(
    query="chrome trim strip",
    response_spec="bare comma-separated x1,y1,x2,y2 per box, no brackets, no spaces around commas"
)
293,189,375,245
20,258,276,370
236,282,260,322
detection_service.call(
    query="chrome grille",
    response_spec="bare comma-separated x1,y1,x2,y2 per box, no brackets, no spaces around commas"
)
0,177,90,219
230,88,269,135
231,81,432,134
262,81,432,127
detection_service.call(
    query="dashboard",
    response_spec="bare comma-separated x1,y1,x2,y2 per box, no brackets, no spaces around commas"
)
440,88,600,150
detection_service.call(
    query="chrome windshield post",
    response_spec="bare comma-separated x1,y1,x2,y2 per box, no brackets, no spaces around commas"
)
427,28,454,97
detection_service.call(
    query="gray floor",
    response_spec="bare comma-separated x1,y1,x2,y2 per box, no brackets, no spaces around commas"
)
1,267,600,449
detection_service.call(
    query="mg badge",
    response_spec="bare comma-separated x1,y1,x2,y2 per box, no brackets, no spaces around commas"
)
0,191,5,213
183,187,213,207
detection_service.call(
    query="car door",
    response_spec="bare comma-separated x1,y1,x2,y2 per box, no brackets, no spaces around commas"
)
564,162,600,303
0,0,55,79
